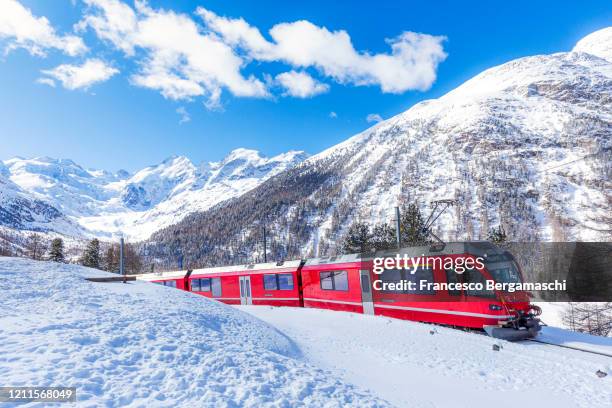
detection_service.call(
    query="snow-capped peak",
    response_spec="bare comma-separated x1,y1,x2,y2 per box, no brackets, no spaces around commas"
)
573,27,612,62
1,148,307,240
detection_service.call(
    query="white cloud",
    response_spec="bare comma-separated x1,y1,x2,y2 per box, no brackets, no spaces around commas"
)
36,77,55,87
176,106,190,124
198,8,447,93
276,70,329,98
0,0,86,56
78,0,268,105
70,2,447,106
366,113,383,123
40,58,118,90
329,111,337,118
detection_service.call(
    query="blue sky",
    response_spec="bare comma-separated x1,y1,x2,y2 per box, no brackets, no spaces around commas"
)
0,0,610,172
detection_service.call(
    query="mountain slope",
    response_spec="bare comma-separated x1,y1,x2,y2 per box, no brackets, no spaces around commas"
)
1,149,307,240
0,161,82,235
147,27,612,267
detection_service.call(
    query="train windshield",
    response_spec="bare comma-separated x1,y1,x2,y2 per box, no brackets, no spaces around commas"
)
483,252,522,284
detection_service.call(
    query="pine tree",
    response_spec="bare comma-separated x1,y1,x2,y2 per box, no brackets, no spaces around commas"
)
487,225,507,244
80,239,101,269
48,238,65,262
342,222,372,254
371,223,396,250
400,203,429,245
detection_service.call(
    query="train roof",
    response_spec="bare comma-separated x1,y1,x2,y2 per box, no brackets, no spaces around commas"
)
190,259,303,276
373,241,504,258
131,269,188,281
304,241,505,266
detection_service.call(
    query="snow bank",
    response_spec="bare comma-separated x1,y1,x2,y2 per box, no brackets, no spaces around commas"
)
239,306,612,408
0,258,387,407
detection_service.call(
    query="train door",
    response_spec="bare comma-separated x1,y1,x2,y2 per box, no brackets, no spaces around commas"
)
359,269,374,315
239,276,253,305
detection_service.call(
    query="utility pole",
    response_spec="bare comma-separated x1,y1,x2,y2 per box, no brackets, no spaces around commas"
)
119,236,125,283
395,206,401,249
263,225,267,263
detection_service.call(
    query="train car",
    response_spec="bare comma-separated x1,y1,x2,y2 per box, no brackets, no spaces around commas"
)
301,242,539,340
133,269,190,290
188,260,303,307
366,242,540,340
300,253,368,313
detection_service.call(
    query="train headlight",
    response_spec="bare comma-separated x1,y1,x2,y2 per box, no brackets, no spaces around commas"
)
489,304,503,311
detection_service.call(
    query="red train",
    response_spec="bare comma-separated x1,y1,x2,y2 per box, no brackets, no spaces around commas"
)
135,242,541,341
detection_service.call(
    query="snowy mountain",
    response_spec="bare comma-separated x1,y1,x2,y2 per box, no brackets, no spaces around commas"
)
0,160,82,236
147,27,611,266
1,149,307,240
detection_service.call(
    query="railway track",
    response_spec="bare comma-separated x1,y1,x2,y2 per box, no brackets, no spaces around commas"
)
521,338,612,358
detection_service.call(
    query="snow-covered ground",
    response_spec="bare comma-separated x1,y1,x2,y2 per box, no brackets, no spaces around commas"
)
1,258,610,407
238,306,612,408
0,258,385,407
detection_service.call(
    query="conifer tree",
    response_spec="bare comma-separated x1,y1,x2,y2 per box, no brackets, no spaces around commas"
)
371,223,396,250
48,238,65,263
342,222,372,254
80,238,101,269
487,225,507,244
400,203,429,245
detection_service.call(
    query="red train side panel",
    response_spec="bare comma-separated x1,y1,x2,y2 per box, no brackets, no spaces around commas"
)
188,260,303,307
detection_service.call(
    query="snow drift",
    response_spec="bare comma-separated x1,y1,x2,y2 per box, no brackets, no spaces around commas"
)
0,258,386,407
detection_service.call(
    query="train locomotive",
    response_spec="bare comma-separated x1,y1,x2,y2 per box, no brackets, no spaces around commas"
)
134,241,542,341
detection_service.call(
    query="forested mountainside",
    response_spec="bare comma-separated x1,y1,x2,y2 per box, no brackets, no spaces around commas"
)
144,28,612,268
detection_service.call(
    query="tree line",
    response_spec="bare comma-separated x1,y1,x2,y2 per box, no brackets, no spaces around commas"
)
4,233,144,274
341,203,508,253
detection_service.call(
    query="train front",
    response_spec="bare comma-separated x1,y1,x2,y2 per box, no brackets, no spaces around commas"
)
477,245,542,341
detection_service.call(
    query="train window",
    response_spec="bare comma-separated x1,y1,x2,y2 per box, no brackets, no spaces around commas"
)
381,267,434,294
264,274,278,290
483,253,522,285
278,274,294,290
201,278,211,292
320,272,334,290
211,278,222,297
334,271,348,290
320,271,348,291
380,269,403,293
165,280,177,288
445,269,461,296
404,266,435,295
464,269,495,298
191,279,200,292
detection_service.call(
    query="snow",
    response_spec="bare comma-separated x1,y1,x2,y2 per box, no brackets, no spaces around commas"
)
2,258,611,407
238,306,612,408
573,27,612,62
534,301,569,327
0,258,385,407
2,149,307,241
538,327,612,357
291,26,612,246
